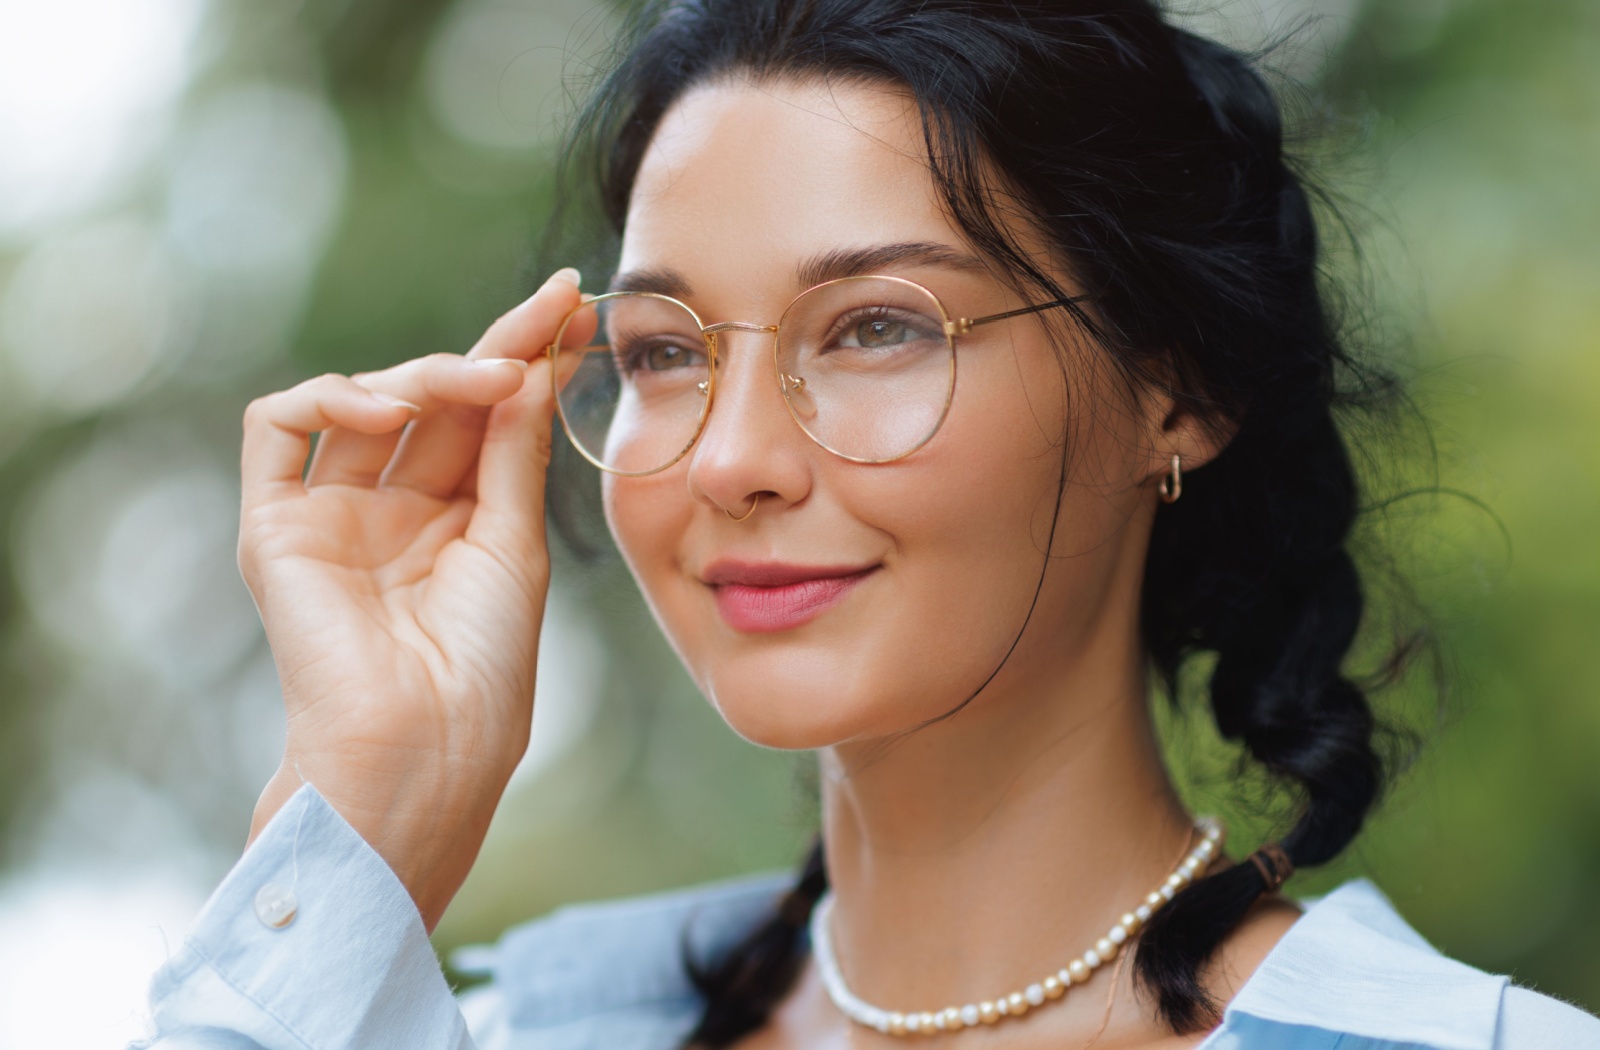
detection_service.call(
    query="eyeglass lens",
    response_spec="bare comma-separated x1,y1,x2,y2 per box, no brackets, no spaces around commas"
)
552,276,954,475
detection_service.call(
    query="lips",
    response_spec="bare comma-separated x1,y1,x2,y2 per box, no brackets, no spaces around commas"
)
703,560,878,633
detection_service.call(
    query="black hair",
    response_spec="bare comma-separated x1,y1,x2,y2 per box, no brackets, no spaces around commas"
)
553,0,1408,1040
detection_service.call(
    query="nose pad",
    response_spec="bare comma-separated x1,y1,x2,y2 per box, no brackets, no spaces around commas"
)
697,331,719,398
778,371,817,422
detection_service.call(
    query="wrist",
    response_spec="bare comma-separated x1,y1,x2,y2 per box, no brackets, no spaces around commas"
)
249,753,510,931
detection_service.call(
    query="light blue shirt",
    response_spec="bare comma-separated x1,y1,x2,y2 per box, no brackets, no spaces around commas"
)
132,784,1600,1049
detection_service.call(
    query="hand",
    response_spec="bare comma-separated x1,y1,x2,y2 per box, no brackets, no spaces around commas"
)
237,268,591,930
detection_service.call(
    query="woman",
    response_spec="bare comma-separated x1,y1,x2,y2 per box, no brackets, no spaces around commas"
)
137,1,1599,1047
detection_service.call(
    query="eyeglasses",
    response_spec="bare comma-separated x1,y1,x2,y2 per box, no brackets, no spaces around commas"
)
546,274,1077,477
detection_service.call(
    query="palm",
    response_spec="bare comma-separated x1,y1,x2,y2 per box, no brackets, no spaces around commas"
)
246,481,542,762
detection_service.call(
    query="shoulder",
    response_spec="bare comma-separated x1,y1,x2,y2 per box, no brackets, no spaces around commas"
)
1212,878,1600,1050
455,871,787,1050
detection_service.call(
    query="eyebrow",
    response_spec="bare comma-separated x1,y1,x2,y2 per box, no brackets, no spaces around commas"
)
608,241,990,297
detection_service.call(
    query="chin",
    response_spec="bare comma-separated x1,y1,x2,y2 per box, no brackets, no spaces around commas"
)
688,641,947,751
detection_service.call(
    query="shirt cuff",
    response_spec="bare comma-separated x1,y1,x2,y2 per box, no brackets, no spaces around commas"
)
142,783,471,1050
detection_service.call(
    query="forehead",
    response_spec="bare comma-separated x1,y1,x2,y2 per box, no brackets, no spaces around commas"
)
620,76,960,294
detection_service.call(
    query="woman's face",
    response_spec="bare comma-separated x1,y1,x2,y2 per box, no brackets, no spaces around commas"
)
605,76,1165,750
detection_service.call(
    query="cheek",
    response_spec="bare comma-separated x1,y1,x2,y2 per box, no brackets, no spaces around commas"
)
605,470,693,627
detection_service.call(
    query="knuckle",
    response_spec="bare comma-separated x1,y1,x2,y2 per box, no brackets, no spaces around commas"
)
531,427,555,468
242,395,275,430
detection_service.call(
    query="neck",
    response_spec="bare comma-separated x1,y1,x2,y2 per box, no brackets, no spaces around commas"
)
817,607,1194,1017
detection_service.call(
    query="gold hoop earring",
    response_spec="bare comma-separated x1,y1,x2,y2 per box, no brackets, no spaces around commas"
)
725,495,760,522
1157,454,1182,503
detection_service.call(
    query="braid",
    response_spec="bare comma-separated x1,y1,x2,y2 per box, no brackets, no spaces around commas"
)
1130,28,1391,1032
686,841,827,1047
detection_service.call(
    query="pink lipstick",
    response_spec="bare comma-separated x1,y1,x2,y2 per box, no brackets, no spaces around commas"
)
703,560,878,633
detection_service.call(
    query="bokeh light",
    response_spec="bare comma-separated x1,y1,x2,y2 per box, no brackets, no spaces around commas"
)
0,0,1596,1040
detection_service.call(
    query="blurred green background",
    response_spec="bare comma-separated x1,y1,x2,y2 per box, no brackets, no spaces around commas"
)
0,0,1596,1045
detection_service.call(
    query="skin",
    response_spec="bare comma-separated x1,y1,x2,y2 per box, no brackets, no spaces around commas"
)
239,75,1297,1050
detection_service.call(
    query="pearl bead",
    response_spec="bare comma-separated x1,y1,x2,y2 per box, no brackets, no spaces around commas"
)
1058,967,1074,986
939,1008,959,1031
1108,924,1128,945
1083,948,1102,969
1145,891,1165,909
1007,992,1027,1015
1026,983,1046,1007
1095,937,1117,961
960,1004,980,1028
1068,959,1091,983
1121,911,1140,933
1166,872,1187,890
996,996,1010,1016
979,1001,999,1025
889,1013,907,1035
1181,857,1202,876
1135,903,1153,923
920,1012,937,1032
1043,976,1064,1000
1159,883,1177,901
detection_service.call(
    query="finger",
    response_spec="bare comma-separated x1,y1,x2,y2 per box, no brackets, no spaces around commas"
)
241,374,421,508
464,341,586,574
383,269,588,497
305,354,527,489
377,400,494,496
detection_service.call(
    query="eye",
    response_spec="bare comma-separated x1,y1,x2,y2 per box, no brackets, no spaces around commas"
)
828,308,941,352
613,334,706,375
643,341,697,370
849,319,915,348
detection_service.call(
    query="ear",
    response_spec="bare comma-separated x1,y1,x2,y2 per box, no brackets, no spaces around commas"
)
1136,378,1237,497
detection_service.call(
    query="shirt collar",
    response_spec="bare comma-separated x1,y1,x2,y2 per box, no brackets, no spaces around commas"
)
482,874,1506,1050
1220,878,1506,1050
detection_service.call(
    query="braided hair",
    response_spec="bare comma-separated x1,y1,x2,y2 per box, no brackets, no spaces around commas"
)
555,0,1407,1039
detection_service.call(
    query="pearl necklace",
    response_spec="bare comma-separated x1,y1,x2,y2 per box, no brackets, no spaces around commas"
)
809,817,1225,1037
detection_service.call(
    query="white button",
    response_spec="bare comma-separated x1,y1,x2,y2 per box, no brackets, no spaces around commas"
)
255,882,298,929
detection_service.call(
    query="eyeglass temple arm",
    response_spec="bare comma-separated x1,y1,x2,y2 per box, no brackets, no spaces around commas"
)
943,296,1086,336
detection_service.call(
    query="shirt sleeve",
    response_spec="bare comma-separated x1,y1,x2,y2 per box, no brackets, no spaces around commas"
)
131,783,473,1050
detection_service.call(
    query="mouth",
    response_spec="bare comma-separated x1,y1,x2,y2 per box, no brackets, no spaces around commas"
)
702,560,880,633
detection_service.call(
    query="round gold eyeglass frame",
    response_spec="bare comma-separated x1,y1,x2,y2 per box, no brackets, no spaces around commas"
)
545,274,1080,478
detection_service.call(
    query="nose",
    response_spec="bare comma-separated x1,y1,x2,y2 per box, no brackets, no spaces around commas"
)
685,328,814,517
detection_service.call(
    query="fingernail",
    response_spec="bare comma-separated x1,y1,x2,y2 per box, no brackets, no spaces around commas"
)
373,392,421,412
545,267,581,288
472,357,529,370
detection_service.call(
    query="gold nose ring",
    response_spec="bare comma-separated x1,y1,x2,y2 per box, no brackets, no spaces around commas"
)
725,495,760,522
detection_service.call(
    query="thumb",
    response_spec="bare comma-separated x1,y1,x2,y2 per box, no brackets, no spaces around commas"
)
464,273,587,575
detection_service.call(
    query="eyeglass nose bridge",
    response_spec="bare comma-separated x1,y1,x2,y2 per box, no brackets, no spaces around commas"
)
691,320,782,398
701,321,780,335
